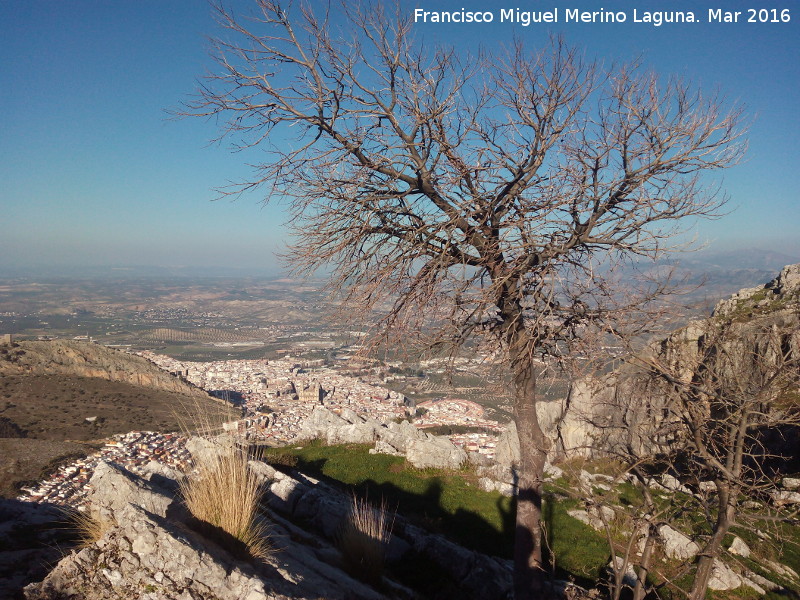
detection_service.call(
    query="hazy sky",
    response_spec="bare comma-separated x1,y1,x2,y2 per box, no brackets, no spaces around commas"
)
2,0,798,276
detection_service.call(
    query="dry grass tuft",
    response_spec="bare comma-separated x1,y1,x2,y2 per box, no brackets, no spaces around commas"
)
68,508,113,548
338,494,394,586
179,445,271,560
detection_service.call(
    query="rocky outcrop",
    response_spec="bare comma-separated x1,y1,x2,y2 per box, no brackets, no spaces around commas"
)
24,438,516,600
0,499,71,599
539,264,800,460
0,339,209,399
25,455,395,600
297,407,467,470
258,458,514,600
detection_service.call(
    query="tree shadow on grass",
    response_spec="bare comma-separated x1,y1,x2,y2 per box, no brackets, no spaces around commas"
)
275,453,600,591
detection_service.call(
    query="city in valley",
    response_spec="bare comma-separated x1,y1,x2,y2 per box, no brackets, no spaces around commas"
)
1,260,789,508
3,275,513,508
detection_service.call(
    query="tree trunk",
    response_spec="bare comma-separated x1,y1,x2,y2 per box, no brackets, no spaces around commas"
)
632,523,657,600
688,485,735,600
512,359,551,600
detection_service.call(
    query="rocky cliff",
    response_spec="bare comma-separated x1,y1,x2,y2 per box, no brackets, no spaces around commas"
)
540,263,800,460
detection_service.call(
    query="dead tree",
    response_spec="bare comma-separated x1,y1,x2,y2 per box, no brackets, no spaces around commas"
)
182,2,746,596
643,320,800,599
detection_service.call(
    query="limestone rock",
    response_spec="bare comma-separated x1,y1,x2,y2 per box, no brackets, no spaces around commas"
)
494,421,521,467
782,477,800,490
89,461,173,520
25,503,277,600
657,525,699,560
544,462,564,480
478,477,497,493
185,435,237,465
406,436,467,470
708,560,742,591
698,481,716,493
609,556,638,587
0,499,68,599
568,505,615,531
660,474,692,494
369,440,403,456
771,489,800,506
765,560,799,581
728,535,750,558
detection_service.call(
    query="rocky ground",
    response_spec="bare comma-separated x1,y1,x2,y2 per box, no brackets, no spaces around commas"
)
19,438,520,600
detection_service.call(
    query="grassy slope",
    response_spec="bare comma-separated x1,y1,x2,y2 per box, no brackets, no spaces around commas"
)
263,441,609,586
0,341,236,498
264,443,800,598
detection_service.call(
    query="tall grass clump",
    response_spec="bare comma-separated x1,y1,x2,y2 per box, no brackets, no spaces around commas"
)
179,445,270,560
67,508,113,548
338,494,395,586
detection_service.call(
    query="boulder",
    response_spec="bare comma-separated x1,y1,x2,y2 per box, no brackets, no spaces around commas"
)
296,406,349,441
25,503,276,600
89,461,173,520
406,436,467,470
185,435,237,465
478,477,497,493
782,477,800,490
609,556,638,587
771,489,800,506
660,474,692,494
567,505,615,531
657,525,699,560
728,535,750,558
708,560,742,591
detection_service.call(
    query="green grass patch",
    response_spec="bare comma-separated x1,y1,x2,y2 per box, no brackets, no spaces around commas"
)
261,441,609,584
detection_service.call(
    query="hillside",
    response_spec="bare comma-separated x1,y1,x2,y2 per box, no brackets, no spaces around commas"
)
0,339,234,498
0,338,212,396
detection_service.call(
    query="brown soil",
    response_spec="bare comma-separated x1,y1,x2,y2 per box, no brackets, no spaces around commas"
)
0,370,235,498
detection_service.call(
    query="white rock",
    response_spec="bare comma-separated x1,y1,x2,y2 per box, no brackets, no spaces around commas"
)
781,477,800,490
544,462,564,480
478,477,496,493
771,490,800,506
765,560,799,580
708,560,742,591
658,525,699,560
496,482,515,497
741,577,766,595
406,436,466,470
661,474,692,494
567,506,615,531
728,536,750,558
609,556,638,587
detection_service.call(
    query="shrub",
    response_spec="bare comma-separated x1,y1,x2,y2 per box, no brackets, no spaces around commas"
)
338,494,394,586
179,446,270,559
265,451,298,468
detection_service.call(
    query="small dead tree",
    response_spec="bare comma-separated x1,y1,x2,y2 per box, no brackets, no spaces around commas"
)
643,319,800,599
182,2,745,596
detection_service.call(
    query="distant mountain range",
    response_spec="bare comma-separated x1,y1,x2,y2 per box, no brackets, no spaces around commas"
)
3,248,797,284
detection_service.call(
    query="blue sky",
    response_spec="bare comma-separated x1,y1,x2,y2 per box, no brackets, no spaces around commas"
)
1,0,798,276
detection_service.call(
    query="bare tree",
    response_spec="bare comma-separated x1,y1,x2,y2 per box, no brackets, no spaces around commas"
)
183,1,745,596
641,318,800,599
574,296,800,599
